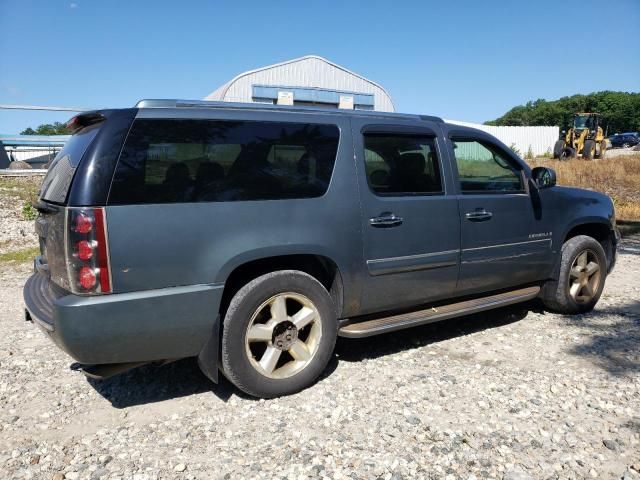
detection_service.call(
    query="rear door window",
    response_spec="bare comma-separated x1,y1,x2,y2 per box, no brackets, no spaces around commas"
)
363,134,443,195
39,125,100,204
108,119,340,204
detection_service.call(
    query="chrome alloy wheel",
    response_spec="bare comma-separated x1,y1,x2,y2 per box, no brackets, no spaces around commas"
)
568,249,602,304
244,293,322,379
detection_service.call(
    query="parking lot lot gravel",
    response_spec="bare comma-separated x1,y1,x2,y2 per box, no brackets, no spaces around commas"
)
1,238,639,480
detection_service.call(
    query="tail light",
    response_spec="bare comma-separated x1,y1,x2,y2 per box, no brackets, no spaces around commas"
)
65,207,112,294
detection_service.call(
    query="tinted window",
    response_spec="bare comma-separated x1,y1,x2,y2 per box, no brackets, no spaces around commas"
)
363,135,442,195
108,119,340,204
39,125,100,204
452,139,523,193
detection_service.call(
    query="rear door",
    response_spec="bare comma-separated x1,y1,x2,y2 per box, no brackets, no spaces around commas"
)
352,118,460,315
444,130,553,295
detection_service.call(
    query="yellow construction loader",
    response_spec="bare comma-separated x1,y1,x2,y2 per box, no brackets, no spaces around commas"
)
553,113,607,160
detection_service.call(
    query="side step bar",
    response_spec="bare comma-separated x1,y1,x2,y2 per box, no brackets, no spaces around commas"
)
338,286,540,338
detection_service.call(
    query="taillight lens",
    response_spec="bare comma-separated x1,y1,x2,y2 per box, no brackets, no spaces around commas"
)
74,213,93,234
66,208,112,294
76,240,94,261
78,266,97,289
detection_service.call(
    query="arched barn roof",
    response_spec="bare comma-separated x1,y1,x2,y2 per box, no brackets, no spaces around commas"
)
205,55,395,112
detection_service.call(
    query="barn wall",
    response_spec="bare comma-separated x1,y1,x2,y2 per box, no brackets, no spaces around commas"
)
446,120,559,157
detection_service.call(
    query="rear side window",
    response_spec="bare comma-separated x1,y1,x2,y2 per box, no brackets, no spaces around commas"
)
363,134,442,195
39,125,100,204
108,119,340,204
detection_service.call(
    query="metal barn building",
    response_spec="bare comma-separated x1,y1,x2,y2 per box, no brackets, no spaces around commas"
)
205,55,395,112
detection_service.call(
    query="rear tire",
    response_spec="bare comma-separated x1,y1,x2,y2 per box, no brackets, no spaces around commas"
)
541,235,607,314
220,270,337,398
582,140,595,160
597,140,607,159
565,147,577,159
553,140,565,159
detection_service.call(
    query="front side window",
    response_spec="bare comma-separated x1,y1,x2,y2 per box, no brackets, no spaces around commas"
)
363,135,442,195
109,119,340,204
452,139,523,193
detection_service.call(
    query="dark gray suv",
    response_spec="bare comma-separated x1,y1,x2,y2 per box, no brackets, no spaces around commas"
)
23,99,619,398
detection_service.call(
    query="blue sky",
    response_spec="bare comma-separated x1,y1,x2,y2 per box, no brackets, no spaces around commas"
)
1,0,639,134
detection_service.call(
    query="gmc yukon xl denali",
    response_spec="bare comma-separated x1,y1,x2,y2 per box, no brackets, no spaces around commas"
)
23,100,619,398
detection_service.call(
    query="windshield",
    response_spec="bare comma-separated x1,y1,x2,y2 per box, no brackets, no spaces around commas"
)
574,115,594,130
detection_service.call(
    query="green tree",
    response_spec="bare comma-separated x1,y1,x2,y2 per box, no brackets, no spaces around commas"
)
20,122,72,135
486,91,640,134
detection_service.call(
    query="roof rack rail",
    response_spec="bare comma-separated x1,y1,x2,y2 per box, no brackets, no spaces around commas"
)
134,99,444,123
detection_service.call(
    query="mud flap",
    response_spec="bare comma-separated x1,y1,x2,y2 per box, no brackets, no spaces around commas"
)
197,315,220,383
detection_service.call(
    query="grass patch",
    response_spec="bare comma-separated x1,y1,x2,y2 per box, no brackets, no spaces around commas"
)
528,154,640,222
0,247,40,264
0,177,42,204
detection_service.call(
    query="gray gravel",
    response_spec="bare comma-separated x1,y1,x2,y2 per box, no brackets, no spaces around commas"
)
0,177,40,255
1,240,639,480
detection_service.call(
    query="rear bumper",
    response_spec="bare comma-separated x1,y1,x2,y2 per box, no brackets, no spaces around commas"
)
23,272,223,365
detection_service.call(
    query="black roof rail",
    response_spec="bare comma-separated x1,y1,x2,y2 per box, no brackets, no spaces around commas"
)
134,99,444,123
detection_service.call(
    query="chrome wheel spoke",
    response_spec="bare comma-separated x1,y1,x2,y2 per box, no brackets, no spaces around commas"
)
585,261,599,277
291,306,315,330
568,249,602,304
569,282,581,299
269,296,288,323
247,324,273,342
288,340,311,361
245,292,322,380
583,281,594,298
576,251,588,268
259,346,282,374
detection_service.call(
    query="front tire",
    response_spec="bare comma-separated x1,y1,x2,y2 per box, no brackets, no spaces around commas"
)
220,270,337,398
541,235,607,314
553,140,565,159
582,140,596,160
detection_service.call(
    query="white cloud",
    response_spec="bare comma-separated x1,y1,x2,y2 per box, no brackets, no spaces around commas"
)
70,2,78,8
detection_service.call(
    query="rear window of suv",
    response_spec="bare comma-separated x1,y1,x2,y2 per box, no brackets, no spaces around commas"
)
39,125,101,204
108,119,340,204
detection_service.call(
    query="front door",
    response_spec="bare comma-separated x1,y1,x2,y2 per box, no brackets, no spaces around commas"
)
447,134,553,295
353,120,460,315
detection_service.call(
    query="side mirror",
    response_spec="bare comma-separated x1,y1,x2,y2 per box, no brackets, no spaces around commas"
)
531,166,556,189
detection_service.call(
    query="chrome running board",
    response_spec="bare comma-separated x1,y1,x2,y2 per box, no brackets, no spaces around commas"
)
338,286,540,338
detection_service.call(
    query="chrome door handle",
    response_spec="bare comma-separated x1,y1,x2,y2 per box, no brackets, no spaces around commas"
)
465,209,493,221
369,212,403,228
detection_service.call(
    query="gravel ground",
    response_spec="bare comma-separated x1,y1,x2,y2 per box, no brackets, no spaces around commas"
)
0,177,40,255
605,146,640,158
0,240,639,480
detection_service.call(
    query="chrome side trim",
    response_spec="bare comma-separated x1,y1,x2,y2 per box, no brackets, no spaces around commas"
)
366,249,459,276
368,249,459,264
462,238,551,252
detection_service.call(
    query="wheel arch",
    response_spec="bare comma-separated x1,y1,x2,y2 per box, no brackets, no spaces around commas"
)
218,251,345,320
562,220,616,270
